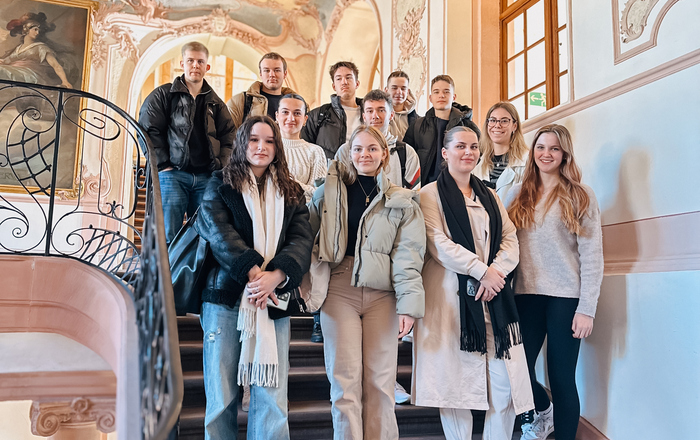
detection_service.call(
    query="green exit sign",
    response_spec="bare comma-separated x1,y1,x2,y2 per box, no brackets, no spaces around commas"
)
529,92,546,107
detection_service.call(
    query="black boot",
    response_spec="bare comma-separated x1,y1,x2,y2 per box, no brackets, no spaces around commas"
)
310,312,323,343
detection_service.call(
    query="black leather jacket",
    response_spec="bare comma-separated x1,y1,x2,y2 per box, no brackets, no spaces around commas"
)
196,171,314,308
403,102,481,186
301,95,363,160
139,75,236,172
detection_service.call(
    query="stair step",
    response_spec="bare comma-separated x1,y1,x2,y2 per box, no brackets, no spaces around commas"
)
179,399,445,440
177,314,318,342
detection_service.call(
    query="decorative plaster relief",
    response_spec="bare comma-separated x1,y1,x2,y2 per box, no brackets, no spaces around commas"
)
92,3,141,68
121,0,169,23
613,0,681,64
57,162,112,201
324,0,361,48
392,0,427,101
30,397,116,436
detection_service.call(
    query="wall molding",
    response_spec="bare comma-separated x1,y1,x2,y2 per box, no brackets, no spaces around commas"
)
0,371,115,402
577,417,610,440
603,211,700,275
612,0,680,65
522,46,700,133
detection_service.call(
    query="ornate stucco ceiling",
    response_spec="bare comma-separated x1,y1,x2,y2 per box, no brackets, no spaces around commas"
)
98,0,339,37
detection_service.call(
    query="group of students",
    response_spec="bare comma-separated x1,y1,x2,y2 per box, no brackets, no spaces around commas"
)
139,42,603,440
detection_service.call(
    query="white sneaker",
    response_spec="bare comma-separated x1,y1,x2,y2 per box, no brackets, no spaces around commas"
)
520,405,554,440
242,385,250,412
394,381,410,404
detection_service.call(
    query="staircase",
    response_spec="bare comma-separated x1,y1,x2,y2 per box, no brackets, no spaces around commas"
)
176,314,447,439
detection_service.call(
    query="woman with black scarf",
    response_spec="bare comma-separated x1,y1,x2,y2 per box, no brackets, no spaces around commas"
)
412,126,534,439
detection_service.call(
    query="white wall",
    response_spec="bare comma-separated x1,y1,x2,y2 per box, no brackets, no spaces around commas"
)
524,1,700,438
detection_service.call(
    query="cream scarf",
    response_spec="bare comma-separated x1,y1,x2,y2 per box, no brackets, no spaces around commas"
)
237,168,285,387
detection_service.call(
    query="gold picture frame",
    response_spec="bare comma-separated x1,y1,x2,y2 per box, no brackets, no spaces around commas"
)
0,0,95,196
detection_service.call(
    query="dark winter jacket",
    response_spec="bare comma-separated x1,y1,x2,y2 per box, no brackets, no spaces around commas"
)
139,75,236,172
301,95,363,160
196,171,314,309
403,102,481,186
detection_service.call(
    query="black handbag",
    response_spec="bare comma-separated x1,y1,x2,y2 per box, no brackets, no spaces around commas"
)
267,287,307,320
168,208,211,315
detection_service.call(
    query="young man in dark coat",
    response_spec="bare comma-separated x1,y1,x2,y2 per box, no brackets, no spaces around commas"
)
403,74,481,186
139,42,236,244
301,61,363,160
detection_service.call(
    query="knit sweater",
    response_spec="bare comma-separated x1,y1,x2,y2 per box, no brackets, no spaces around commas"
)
282,138,328,202
505,183,604,317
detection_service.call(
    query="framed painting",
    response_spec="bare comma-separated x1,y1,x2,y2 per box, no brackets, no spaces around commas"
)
0,0,94,194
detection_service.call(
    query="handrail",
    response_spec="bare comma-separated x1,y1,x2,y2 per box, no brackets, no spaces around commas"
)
0,79,182,440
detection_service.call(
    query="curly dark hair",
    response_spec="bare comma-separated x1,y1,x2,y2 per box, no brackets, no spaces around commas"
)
222,115,303,204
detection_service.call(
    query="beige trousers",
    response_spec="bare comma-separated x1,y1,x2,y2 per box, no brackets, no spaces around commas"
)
438,305,516,440
321,256,400,440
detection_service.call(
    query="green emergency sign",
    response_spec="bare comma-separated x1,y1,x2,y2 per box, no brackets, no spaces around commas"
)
529,92,546,107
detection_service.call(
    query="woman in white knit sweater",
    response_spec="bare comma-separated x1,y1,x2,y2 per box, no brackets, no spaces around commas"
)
276,94,328,202
505,124,603,440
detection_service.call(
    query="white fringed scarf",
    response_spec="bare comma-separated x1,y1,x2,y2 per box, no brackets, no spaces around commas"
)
237,167,284,388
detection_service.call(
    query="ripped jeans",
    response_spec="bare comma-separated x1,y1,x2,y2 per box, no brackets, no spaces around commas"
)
200,301,291,440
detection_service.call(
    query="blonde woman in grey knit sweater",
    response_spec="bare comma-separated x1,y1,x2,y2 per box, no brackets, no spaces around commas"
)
505,124,603,440
276,94,328,202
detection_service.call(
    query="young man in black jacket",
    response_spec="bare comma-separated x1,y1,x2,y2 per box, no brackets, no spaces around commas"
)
139,42,236,244
403,74,480,186
301,61,363,160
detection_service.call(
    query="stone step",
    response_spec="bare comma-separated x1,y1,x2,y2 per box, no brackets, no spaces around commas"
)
182,365,415,408
179,399,445,440
177,314,316,342
179,338,414,372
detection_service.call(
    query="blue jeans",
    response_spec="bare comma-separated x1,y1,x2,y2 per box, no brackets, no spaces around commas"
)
158,169,210,244
200,301,291,440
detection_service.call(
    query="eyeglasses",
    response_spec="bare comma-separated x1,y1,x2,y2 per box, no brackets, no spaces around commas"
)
486,117,513,126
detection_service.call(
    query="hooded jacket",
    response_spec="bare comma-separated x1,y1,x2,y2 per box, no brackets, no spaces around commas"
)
139,75,236,172
403,102,481,186
307,161,426,317
196,171,314,309
388,89,418,141
301,95,363,160
226,81,296,128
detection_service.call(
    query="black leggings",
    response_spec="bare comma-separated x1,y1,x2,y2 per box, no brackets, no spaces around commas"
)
515,295,581,440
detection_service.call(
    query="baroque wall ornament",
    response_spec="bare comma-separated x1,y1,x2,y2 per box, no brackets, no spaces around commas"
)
613,0,681,64
91,3,141,68
392,0,427,101
30,397,116,436
324,0,361,49
620,0,661,42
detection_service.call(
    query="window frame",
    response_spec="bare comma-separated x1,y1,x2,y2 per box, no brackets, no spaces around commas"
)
500,0,568,120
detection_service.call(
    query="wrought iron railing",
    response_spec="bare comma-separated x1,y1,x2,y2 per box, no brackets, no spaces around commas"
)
0,79,182,440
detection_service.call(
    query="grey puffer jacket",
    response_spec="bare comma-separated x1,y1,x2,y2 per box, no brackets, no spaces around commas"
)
308,161,426,317
139,75,236,171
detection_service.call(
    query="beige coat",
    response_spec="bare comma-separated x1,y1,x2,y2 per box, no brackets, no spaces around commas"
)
226,81,296,128
307,161,426,318
411,182,534,414
473,153,528,202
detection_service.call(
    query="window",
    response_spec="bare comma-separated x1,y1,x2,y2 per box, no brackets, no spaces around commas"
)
170,55,257,102
501,0,569,120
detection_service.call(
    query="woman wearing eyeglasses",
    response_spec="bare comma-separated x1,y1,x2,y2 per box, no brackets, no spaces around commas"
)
474,102,529,201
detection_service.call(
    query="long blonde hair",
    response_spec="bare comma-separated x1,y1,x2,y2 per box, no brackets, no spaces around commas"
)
507,124,590,235
479,102,528,172
342,125,390,184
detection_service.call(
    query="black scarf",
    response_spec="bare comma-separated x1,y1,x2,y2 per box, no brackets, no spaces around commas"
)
436,170,522,359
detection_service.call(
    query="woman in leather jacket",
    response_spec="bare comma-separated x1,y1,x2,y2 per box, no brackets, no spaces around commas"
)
196,115,313,440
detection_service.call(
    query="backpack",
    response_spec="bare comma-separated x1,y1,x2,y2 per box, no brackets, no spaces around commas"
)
168,208,212,315
392,141,410,189
242,92,254,122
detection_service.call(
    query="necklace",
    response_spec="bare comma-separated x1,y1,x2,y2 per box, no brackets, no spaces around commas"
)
358,178,378,207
